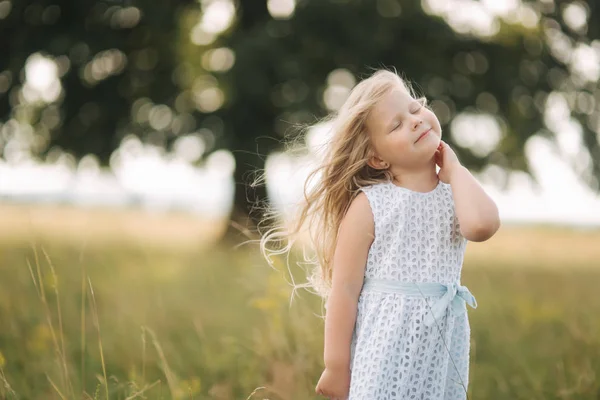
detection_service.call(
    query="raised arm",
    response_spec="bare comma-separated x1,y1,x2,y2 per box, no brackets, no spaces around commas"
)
436,141,500,242
315,191,374,398
450,165,500,242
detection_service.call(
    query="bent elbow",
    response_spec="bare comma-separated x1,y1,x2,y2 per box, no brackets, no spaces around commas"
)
461,217,501,242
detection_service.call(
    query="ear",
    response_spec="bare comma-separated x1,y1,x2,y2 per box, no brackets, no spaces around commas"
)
367,153,389,170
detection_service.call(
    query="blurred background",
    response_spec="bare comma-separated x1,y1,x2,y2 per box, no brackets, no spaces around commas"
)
1,0,600,399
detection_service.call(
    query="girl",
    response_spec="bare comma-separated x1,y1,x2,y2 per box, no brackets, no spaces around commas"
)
261,69,500,399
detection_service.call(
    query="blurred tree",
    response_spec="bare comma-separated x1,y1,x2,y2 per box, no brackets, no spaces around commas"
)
1,0,599,244
0,0,197,161
203,0,600,241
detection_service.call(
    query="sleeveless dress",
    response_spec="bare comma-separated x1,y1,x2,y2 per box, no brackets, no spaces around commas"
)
348,180,477,400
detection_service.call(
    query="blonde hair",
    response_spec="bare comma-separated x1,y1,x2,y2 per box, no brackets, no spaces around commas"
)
259,69,418,300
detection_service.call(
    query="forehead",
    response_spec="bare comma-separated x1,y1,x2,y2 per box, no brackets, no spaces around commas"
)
367,87,414,134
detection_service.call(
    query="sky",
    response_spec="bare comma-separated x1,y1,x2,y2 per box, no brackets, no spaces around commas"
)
1,122,599,227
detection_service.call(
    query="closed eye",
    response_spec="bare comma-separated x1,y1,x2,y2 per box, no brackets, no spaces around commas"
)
388,97,427,132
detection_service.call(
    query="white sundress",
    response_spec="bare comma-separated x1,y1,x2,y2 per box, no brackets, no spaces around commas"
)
348,180,477,400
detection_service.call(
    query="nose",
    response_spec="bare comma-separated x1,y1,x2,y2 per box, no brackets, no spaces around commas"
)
411,118,423,131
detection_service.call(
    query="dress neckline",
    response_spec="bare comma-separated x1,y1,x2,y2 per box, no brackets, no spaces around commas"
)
386,179,442,195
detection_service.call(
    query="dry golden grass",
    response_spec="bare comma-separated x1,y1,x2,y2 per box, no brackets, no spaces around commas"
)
0,202,226,250
2,201,599,267
465,224,600,268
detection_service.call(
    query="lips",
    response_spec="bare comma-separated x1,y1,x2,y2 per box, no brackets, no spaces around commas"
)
415,128,432,143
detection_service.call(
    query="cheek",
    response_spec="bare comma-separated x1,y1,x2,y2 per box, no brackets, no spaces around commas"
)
425,110,441,130
387,133,413,150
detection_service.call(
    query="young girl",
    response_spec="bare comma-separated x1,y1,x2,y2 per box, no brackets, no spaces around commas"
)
261,69,500,399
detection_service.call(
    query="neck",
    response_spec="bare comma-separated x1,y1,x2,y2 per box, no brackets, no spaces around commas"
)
389,163,439,192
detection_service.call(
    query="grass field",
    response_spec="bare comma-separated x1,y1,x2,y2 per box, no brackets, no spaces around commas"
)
0,203,599,399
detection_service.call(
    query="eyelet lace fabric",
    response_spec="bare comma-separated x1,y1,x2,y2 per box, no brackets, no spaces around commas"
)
348,181,472,400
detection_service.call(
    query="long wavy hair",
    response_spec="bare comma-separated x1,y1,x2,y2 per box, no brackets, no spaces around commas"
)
259,69,419,300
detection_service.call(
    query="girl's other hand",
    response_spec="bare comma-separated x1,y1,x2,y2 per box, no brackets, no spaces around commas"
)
315,367,351,400
435,140,462,184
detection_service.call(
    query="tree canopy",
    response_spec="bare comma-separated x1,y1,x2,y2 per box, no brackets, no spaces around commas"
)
1,0,599,233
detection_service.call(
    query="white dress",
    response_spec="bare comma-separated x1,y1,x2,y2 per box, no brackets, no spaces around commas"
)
348,180,476,400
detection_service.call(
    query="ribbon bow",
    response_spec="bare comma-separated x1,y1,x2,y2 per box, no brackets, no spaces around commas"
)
423,282,478,327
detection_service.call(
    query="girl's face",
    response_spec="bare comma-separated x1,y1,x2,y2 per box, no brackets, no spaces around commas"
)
365,86,442,170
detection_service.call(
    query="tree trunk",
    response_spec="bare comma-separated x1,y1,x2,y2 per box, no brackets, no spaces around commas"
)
217,0,273,247
219,149,270,248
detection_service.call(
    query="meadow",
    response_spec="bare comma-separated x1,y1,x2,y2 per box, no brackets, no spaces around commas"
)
0,203,599,399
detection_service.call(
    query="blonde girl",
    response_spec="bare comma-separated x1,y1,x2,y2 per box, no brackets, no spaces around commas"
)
260,69,500,399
